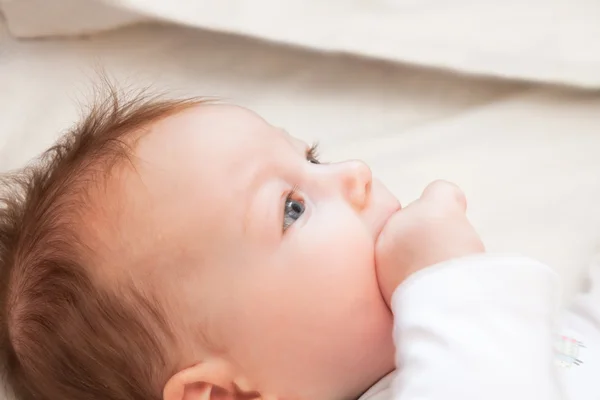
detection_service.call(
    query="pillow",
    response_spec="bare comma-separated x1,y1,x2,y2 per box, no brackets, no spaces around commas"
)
0,0,145,38
2,0,600,88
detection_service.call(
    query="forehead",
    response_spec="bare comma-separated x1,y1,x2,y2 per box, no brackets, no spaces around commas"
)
134,102,274,194
141,104,284,155
135,103,300,188
118,104,292,248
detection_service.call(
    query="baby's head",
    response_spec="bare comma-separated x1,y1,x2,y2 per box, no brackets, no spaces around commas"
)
0,93,400,400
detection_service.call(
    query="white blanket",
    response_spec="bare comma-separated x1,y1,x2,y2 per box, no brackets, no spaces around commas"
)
2,0,600,88
1,15,600,400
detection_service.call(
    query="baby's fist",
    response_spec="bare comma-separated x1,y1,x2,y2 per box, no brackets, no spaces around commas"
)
375,181,485,308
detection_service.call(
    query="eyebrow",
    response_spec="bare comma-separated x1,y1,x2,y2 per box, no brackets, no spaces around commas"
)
281,129,308,153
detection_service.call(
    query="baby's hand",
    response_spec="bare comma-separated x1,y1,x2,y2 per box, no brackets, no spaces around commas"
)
375,180,485,308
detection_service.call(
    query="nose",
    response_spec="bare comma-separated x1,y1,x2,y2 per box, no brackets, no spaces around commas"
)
332,160,372,210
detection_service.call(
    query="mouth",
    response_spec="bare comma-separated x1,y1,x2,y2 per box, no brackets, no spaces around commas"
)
369,178,402,241
373,200,401,240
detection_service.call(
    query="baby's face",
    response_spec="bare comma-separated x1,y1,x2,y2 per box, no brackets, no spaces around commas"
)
129,104,400,399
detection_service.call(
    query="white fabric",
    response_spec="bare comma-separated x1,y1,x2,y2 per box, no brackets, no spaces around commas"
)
389,255,562,400
0,0,145,37
2,0,600,87
391,255,561,400
558,256,600,400
360,255,600,400
360,255,562,400
2,17,600,400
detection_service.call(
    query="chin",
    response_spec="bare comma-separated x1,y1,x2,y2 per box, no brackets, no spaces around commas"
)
344,322,396,400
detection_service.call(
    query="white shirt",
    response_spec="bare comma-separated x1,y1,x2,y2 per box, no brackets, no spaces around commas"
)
557,255,600,400
359,254,584,400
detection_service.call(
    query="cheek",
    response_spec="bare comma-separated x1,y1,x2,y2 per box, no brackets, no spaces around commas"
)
298,206,375,283
221,206,394,395
238,206,377,326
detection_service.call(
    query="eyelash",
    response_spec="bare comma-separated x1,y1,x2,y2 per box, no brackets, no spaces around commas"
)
281,142,321,233
286,185,300,204
283,185,301,232
306,142,320,164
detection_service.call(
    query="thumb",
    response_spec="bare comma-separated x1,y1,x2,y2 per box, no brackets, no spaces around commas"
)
419,180,467,212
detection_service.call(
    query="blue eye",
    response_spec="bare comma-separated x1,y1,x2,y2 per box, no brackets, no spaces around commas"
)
283,195,305,231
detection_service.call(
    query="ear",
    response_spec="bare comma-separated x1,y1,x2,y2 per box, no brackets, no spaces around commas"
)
163,358,238,400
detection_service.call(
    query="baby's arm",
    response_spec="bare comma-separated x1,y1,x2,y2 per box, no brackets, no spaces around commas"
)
374,181,564,400
391,254,563,400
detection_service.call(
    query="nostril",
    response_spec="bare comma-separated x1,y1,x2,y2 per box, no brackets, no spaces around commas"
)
361,180,371,206
350,177,370,210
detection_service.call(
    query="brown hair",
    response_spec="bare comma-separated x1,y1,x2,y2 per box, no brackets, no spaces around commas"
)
0,87,202,400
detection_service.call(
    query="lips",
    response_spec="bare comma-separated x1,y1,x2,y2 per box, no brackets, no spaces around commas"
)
373,201,401,241
369,179,402,241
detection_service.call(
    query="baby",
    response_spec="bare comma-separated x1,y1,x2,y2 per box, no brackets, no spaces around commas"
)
0,92,595,400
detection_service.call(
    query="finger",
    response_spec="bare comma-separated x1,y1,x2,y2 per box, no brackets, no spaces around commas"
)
420,180,467,212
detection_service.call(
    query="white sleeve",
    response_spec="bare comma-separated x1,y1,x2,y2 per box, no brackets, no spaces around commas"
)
390,254,565,400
